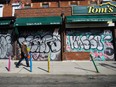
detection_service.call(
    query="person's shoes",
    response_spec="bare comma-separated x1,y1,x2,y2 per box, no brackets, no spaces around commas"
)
16,66,19,68
27,63,30,67
27,65,30,67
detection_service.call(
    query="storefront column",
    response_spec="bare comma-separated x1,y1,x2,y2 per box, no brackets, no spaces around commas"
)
61,13,65,61
114,23,116,61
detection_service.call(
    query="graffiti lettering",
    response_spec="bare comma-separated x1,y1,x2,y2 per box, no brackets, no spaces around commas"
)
68,35,103,51
18,29,61,61
66,30,114,61
0,34,12,59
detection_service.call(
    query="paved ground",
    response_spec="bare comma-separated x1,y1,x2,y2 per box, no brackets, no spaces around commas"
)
0,75,116,87
0,60,116,75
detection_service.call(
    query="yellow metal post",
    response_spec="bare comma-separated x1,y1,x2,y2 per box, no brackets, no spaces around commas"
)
48,52,50,73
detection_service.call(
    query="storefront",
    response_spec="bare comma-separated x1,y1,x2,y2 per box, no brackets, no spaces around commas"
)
14,16,62,61
0,17,15,59
64,2,116,61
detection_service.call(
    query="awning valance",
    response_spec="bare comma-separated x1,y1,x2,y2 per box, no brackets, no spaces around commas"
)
0,20,11,25
15,16,62,26
66,15,116,23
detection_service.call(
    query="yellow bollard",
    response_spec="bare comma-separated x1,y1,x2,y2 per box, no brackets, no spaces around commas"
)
48,52,50,73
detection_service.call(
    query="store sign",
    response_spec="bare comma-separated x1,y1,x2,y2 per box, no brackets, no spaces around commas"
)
72,2,116,15
27,23,42,25
26,22,60,25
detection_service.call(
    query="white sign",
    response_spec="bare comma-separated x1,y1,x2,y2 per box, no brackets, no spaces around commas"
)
0,4,3,17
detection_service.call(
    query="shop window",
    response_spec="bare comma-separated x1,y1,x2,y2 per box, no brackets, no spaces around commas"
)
101,0,113,3
42,2,49,8
13,0,20,3
0,0,10,4
0,4,3,17
90,0,97,5
5,0,10,4
24,2,31,8
70,1,78,6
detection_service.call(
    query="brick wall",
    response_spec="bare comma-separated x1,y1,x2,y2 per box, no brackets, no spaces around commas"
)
32,3,40,8
11,0,31,3
60,1,70,7
15,7,71,18
3,5,12,17
79,0,90,6
50,2,58,7
10,0,91,8
63,52,90,60
2,0,91,17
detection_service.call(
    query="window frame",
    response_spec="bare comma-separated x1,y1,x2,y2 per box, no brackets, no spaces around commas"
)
41,2,50,8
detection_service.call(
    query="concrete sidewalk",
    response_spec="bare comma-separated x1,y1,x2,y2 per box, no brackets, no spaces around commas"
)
0,59,116,75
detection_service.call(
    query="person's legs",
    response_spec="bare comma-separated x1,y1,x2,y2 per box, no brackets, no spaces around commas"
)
16,57,24,68
25,57,29,67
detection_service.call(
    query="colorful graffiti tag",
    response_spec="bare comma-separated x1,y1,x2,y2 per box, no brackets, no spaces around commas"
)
66,30,114,61
18,28,61,61
0,33,12,59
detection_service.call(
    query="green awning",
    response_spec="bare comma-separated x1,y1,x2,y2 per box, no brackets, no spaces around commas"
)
66,15,116,23
0,20,11,25
15,16,62,26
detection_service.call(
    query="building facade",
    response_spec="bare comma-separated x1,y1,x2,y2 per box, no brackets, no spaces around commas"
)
0,0,116,61
65,2,116,61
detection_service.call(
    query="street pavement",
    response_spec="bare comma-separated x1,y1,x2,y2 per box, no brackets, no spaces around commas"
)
0,75,116,87
0,59,116,75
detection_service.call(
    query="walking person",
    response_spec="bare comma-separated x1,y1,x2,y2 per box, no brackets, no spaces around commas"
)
16,41,29,68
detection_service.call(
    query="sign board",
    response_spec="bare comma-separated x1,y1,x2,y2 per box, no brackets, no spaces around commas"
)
72,2,116,15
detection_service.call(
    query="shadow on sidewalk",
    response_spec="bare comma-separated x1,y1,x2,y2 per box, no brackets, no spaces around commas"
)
75,67,96,73
14,62,30,72
23,67,30,72
99,63,116,71
14,62,27,67
113,63,116,65
38,67,48,72
5,67,9,71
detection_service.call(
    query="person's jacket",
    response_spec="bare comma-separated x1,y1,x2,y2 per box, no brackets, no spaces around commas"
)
21,44,28,57
17,40,28,57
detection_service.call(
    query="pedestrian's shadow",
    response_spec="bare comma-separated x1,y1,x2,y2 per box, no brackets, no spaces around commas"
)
14,62,27,67
23,67,30,72
75,67,97,73
38,67,48,72
14,62,30,72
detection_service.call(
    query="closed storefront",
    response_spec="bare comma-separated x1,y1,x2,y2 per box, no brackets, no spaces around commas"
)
65,28,115,61
0,17,14,59
63,2,116,61
14,16,62,61
0,29,12,59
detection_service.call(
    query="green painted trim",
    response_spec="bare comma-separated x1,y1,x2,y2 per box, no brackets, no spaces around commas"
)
66,15,116,23
15,16,62,26
0,20,11,25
